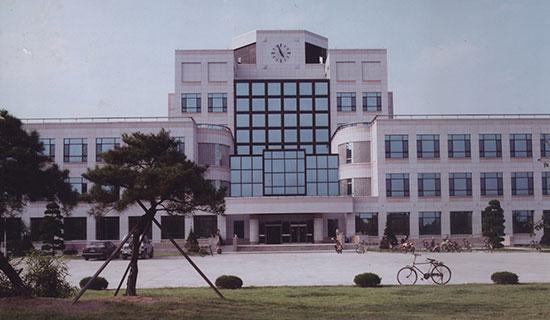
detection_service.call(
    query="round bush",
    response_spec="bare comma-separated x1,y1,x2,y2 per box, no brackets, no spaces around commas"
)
215,275,243,289
354,272,382,287
79,276,109,290
491,271,519,285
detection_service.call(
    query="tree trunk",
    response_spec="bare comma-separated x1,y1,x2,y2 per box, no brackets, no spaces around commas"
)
0,252,31,296
125,214,151,296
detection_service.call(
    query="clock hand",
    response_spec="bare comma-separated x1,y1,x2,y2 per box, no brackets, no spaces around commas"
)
277,45,284,57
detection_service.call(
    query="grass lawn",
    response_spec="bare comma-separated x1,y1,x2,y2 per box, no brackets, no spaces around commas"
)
1,284,549,320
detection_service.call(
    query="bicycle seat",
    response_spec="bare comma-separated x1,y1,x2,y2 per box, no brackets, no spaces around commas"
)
426,258,436,262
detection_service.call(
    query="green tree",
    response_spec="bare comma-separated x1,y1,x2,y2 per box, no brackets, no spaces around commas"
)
184,228,199,253
40,202,65,255
0,109,78,296
380,219,397,249
83,130,225,296
482,200,506,249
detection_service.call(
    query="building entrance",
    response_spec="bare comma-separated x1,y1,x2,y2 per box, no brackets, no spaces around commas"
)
259,218,314,244
266,225,282,244
290,224,307,243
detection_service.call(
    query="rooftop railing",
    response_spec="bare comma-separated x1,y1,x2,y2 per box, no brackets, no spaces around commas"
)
21,116,196,124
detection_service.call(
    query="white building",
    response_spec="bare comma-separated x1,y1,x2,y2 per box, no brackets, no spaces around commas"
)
6,30,549,248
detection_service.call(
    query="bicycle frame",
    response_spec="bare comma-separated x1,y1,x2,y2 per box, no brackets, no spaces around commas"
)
407,254,439,277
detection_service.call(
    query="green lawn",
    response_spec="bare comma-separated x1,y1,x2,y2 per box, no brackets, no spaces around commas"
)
1,284,549,320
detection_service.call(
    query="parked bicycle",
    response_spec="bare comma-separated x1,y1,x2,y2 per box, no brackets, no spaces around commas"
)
355,240,367,254
530,240,542,252
397,253,452,285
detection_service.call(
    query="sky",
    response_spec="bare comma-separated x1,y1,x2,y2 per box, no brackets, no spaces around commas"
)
1,0,549,119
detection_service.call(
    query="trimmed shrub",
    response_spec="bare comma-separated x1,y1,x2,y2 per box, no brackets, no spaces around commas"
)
491,271,519,285
215,275,243,289
63,247,78,255
79,276,109,290
354,272,382,288
24,252,76,298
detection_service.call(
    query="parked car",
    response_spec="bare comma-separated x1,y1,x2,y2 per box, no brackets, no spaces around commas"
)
82,241,118,260
121,235,154,259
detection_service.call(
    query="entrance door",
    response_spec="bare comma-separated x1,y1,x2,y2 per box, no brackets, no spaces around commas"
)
266,225,282,244
290,224,307,243
328,219,339,238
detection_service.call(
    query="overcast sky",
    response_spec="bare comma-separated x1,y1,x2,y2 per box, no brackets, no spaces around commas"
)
1,0,549,119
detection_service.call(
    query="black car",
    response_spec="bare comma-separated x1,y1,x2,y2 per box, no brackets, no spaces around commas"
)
82,241,118,260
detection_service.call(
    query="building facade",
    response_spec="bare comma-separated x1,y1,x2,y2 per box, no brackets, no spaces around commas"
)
6,30,550,247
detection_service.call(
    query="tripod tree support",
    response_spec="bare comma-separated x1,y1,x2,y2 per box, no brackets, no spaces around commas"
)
72,223,140,304
152,217,225,300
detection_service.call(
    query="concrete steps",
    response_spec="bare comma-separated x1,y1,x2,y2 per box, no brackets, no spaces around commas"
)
236,243,349,252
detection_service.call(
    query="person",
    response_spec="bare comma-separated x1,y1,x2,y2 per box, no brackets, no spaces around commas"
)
333,228,344,254
213,230,222,254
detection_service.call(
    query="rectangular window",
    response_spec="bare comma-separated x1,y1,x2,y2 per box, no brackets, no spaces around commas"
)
233,220,245,239
96,137,120,162
512,172,534,196
450,211,472,235
419,212,441,235
543,172,550,195
346,178,353,195
362,92,382,111
67,177,87,194
64,217,87,241
386,173,410,197
385,135,408,159
236,83,249,96
480,172,503,196
230,156,263,197
63,138,87,163
510,134,532,158
417,134,440,159
194,216,217,238
479,134,502,158
345,143,352,164
448,134,471,158
512,210,534,234
208,93,227,112
387,212,410,235
306,155,339,196
40,138,55,160
161,216,185,239
355,213,378,236
174,137,185,154
30,217,43,241
128,216,152,239
449,173,472,196
541,134,550,157
95,217,120,240
181,93,201,113
418,173,441,197
264,151,306,196
336,92,356,112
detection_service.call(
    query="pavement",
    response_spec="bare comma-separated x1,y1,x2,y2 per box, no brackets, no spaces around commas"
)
67,251,550,289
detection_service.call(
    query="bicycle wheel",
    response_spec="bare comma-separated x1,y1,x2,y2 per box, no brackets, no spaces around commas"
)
355,245,365,254
397,267,418,285
430,264,451,285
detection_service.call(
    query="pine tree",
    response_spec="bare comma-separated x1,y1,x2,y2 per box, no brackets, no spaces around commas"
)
380,219,397,249
482,200,506,249
40,202,65,255
185,228,200,253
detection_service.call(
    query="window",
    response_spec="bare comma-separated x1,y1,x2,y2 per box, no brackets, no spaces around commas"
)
513,210,534,234
510,134,532,158
230,156,263,197
40,138,55,160
450,211,472,234
345,143,352,164
67,177,87,194
208,93,227,112
512,172,533,196
299,82,313,96
480,172,503,196
233,220,245,239
181,93,201,112
30,217,44,241
386,173,409,197
252,82,265,96
448,134,471,158
362,92,381,111
161,216,185,239
306,155,339,196
264,151,306,196
267,82,281,96
541,134,550,157
96,137,120,162
64,217,87,241
355,213,378,236
194,216,217,238
449,173,472,196
385,135,408,159
336,92,356,112
315,82,328,96
63,138,87,163
543,172,550,195
419,212,441,235
387,212,410,235
174,137,185,154
283,82,296,96
127,216,152,239
95,217,119,240
345,178,352,195
236,83,249,96
479,134,502,158
417,134,440,158
418,173,441,197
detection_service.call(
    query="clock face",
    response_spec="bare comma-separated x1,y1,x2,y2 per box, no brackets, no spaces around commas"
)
271,43,291,63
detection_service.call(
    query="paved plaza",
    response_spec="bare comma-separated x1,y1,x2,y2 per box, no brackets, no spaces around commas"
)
66,251,550,289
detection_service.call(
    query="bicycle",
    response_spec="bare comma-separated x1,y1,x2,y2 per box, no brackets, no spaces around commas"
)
397,253,452,285
355,240,367,254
